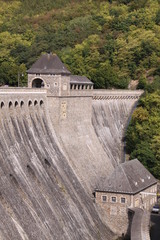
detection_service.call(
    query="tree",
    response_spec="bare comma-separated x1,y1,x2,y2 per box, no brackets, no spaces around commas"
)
126,91,160,179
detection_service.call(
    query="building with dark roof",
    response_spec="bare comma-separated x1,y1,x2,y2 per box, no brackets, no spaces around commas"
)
27,53,93,96
96,159,157,195
95,159,157,236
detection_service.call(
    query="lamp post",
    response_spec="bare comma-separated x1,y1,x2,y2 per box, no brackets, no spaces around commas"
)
18,72,24,87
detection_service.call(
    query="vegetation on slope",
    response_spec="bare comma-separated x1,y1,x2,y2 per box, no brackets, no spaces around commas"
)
0,0,160,89
0,0,160,178
126,91,160,179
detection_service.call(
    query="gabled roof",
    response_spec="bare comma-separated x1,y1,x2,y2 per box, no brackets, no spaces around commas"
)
96,159,157,194
27,53,71,75
70,75,93,85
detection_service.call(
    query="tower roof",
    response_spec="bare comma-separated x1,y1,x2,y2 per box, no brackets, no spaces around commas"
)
27,53,71,75
96,159,157,194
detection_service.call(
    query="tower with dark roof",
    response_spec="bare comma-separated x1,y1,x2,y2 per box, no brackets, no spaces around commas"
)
27,53,72,96
27,53,93,97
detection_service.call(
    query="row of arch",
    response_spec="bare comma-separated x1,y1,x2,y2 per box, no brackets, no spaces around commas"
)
70,84,93,90
93,95,140,100
0,99,44,109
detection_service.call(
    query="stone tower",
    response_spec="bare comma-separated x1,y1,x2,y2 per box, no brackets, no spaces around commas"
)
27,53,93,97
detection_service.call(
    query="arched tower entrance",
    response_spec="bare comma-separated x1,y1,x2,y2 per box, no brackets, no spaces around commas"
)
32,78,44,88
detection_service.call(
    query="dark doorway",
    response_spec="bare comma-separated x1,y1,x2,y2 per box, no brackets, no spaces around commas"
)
32,79,44,88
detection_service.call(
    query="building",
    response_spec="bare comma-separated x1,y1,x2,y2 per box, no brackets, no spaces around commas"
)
27,53,93,97
95,159,157,236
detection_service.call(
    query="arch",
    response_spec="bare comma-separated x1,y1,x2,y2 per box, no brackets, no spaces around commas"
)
1,102,4,108
9,101,13,108
32,78,45,88
34,100,38,106
40,100,44,107
20,101,24,107
15,101,18,107
28,100,32,107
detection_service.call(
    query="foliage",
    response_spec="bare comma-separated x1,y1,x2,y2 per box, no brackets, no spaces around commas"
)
0,0,160,178
0,0,160,88
126,91,160,178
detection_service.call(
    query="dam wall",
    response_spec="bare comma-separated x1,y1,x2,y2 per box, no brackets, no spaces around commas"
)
48,95,114,191
0,53,146,239
46,89,143,192
0,88,114,240
92,90,143,166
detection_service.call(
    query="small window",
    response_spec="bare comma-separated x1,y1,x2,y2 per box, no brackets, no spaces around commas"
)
121,198,126,204
102,195,107,202
111,197,116,203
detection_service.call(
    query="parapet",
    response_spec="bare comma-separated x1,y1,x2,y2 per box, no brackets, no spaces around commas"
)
93,89,144,100
0,88,46,111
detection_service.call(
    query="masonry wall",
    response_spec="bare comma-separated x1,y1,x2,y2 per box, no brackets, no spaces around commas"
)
0,88,115,240
47,95,115,191
28,74,71,96
95,183,157,236
0,85,145,239
95,191,131,236
92,90,143,166
132,184,157,210
0,88,47,108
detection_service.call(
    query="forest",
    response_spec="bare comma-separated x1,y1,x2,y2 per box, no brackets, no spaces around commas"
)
0,0,160,178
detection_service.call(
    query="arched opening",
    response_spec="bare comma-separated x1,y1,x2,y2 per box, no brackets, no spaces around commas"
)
1,102,4,108
40,100,44,107
20,101,24,107
32,78,44,88
15,101,18,107
34,100,38,106
28,100,32,107
9,101,13,108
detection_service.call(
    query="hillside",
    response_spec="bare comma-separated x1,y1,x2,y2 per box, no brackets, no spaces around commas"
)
0,0,160,90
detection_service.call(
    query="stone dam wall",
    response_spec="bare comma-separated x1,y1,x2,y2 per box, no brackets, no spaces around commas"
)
92,90,143,166
0,89,115,240
0,88,143,239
